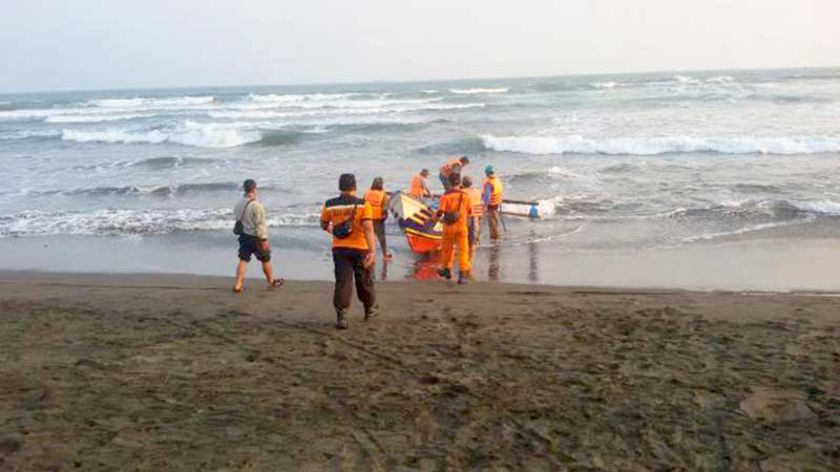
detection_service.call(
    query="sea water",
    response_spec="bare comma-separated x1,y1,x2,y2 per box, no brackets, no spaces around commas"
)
1,68,839,289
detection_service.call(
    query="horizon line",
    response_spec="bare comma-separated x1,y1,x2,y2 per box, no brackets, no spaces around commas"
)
2,63,839,96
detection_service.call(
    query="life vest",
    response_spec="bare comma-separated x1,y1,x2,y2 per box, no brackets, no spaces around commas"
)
483,176,504,207
440,158,462,177
464,187,484,216
364,189,387,220
409,174,427,198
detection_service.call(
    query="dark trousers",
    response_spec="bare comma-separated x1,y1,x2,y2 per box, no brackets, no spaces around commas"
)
332,248,375,313
373,219,387,255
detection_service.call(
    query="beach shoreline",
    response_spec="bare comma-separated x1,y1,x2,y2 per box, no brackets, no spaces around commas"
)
0,272,838,470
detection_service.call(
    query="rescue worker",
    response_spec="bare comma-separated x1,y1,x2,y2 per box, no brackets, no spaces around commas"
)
320,173,379,329
482,165,504,240
461,176,483,259
364,177,393,261
434,173,472,284
439,156,470,191
409,168,432,199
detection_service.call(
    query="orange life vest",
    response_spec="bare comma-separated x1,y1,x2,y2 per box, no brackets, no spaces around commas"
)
440,158,463,177
483,176,504,207
464,187,484,216
364,189,387,220
409,174,428,198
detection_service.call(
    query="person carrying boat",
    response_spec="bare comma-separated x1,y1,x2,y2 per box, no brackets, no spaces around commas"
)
461,176,484,258
409,168,432,199
434,173,473,284
439,156,469,191
364,177,393,262
482,165,504,240
320,173,379,330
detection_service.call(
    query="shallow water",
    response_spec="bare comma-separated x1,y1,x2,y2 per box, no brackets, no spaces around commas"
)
1,68,839,287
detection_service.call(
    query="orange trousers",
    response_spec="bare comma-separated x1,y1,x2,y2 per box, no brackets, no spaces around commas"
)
441,229,471,273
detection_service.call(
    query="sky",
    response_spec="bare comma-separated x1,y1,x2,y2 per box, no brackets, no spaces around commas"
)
1,0,838,93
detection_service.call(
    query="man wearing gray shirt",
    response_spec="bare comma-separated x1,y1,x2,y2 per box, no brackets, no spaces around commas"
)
233,179,283,292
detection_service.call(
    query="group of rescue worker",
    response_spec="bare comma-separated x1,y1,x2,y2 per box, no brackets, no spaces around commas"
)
232,155,502,329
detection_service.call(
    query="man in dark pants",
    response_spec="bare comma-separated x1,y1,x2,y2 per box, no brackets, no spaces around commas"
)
320,174,379,329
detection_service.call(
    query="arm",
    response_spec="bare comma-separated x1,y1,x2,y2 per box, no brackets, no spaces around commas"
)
320,205,332,233
362,219,376,268
482,183,492,207
254,203,270,249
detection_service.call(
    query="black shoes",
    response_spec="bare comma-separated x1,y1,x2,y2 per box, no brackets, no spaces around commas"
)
437,268,452,280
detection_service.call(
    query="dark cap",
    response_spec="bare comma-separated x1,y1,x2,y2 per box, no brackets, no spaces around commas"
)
339,173,356,192
243,179,257,194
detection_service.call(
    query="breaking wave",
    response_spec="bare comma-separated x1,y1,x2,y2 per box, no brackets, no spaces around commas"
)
88,96,216,108
61,121,262,148
0,209,320,237
481,134,840,156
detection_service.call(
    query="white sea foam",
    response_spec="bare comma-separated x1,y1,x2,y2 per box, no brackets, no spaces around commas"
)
449,87,509,95
89,96,215,108
0,209,320,237
481,134,840,156
207,102,483,120
796,200,840,215
421,89,439,94
45,113,150,123
61,121,262,148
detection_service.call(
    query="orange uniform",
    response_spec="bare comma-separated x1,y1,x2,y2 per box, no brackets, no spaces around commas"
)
464,187,484,217
437,189,472,273
440,158,463,178
363,189,387,220
409,174,429,198
320,196,374,251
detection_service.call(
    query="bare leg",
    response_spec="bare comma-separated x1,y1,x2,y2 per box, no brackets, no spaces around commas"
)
234,260,248,291
261,261,275,286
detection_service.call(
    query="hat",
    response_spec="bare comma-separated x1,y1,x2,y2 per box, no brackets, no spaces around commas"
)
484,165,495,175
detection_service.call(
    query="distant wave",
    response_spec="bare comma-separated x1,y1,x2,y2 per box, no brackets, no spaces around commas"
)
61,121,262,148
45,113,150,123
590,81,622,89
88,96,215,108
0,208,320,237
481,134,840,156
449,87,509,95
207,102,482,120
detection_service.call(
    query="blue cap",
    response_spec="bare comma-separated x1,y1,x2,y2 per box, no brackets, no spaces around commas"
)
484,165,495,175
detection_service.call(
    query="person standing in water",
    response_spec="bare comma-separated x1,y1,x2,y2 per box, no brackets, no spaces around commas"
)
482,165,504,240
439,156,469,191
409,168,432,199
364,177,393,261
461,176,484,258
434,173,473,284
320,173,379,329
233,179,283,293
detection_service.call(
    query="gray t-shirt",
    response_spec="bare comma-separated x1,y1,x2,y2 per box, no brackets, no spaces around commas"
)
234,197,268,240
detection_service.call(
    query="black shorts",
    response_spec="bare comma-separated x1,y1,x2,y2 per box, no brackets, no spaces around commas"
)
238,234,271,262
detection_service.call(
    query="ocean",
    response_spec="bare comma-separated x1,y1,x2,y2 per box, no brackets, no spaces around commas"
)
2,68,840,290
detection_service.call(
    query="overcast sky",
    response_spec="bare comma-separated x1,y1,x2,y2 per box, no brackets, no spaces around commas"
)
1,0,837,93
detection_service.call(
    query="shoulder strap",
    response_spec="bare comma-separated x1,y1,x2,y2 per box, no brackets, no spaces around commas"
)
238,199,254,222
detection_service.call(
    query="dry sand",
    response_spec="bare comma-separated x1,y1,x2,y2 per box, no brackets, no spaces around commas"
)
0,272,838,471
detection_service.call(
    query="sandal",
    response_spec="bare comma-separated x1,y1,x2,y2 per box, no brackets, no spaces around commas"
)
269,278,285,288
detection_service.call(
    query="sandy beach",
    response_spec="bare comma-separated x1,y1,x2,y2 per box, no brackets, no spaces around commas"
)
0,272,838,471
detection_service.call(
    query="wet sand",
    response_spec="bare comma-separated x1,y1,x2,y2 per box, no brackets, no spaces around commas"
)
0,272,838,471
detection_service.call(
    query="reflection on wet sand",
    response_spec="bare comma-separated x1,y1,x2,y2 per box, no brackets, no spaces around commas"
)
528,233,539,283
407,252,444,281
488,242,501,281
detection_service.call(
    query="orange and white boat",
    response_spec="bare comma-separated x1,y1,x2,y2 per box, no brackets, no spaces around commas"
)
387,192,443,253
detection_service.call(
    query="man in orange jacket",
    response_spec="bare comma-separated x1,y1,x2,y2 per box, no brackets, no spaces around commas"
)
364,177,393,261
409,169,431,199
482,165,504,240
461,176,483,258
439,156,469,191
434,173,473,284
